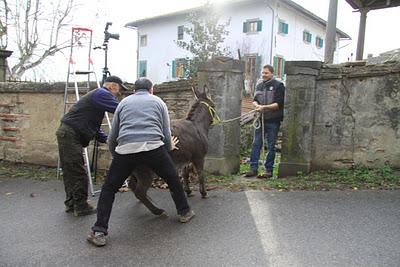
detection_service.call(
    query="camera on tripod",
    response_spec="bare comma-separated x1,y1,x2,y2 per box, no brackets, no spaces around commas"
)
104,22,120,43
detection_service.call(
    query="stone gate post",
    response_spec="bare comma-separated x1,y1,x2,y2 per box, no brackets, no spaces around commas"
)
0,50,13,82
278,61,322,177
197,57,244,175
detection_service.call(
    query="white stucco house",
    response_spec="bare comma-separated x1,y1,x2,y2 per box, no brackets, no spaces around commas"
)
125,0,350,88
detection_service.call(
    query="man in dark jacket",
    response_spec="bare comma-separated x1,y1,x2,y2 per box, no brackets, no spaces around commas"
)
245,65,285,178
56,75,127,216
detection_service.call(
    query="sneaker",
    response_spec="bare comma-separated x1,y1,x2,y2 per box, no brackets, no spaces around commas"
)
87,231,106,247
178,210,195,223
244,169,258,178
74,203,96,217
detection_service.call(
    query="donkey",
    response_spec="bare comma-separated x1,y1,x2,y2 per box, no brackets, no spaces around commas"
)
128,85,216,216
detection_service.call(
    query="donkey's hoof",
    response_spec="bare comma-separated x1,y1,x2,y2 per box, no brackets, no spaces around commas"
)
158,210,169,218
186,191,195,197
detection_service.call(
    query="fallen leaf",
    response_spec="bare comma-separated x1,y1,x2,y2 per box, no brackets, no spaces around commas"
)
5,192,13,196
118,187,129,193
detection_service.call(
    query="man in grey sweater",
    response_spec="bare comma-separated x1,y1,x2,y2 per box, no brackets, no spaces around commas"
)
88,78,194,247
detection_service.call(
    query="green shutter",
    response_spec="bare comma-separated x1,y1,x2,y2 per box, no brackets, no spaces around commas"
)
139,61,146,77
257,20,262,32
284,23,289,34
172,60,176,78
256,55,262,78
183,59,188,78
273,56,278,71
278,21,283,33
303,31,306,41
309,33,312,43
320,38,324,48
243,22,248,33
282,58,286,77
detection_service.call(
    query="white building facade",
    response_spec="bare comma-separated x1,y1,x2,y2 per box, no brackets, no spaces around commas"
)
126,0,350,86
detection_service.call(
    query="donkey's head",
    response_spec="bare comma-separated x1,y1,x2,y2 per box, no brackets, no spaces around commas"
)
187,85,219,126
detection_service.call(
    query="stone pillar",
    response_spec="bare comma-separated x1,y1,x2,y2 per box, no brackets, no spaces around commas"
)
278,61,322,177
197,57,244,175
0,50,13,82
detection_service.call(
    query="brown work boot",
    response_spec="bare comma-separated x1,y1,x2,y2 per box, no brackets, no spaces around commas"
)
74,203,96,217
244,169,258,178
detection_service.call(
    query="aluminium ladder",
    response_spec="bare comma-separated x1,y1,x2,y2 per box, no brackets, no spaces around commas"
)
57,27,111,196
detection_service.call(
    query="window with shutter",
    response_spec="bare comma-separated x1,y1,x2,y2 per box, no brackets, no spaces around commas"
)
278,20,289,35
243,19,262,33
273,56,285,79
303,30,312,44
316,36,324,48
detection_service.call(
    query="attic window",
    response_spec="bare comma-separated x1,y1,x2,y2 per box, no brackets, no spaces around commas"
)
177,25,184,40
140,35,147,47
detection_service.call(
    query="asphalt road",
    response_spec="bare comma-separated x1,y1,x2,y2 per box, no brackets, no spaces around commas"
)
1,178,399,267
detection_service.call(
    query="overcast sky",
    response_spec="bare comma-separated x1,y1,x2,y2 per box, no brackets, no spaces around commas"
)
14,0,400,82
91,0,399,57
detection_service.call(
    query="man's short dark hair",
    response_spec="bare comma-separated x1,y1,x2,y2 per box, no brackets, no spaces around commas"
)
263,64,274,74
134,78,153,91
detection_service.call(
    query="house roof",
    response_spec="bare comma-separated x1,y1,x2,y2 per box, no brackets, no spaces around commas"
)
345,0,400,10
125,0,351,39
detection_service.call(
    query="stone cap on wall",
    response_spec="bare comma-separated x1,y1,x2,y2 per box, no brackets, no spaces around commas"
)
285,61,322,76
0,79,196,95
318,61,400,80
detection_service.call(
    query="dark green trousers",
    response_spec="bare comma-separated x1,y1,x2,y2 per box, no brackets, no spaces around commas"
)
56,123,89,209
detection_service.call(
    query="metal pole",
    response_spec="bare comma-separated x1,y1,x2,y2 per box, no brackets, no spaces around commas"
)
356,8,368,60
324,0,338,64
265,1,275,65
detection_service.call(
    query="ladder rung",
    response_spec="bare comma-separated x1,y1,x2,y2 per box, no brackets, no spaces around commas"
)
74,71,94,75
65,101,77,105
67,87,90,90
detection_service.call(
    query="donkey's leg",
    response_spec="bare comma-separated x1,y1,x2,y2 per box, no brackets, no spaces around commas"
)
193,159,208,199
128,174,137,192
134,175,167,217
182,165,194,197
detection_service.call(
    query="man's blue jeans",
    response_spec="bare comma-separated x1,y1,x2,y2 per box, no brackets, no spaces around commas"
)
249,120,281,172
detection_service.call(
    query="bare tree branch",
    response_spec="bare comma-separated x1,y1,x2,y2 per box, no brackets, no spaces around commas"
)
7,0,75,79
0,0,10,49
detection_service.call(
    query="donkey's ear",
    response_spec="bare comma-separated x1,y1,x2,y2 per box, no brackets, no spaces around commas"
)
191,86,199,100
203,85,212,100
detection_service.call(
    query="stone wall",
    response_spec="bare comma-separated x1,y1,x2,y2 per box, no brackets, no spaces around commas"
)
279,60,400,177
0,80,195,167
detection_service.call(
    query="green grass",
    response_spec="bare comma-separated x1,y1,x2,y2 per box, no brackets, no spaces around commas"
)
1,160,399,192
0,161,58,181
